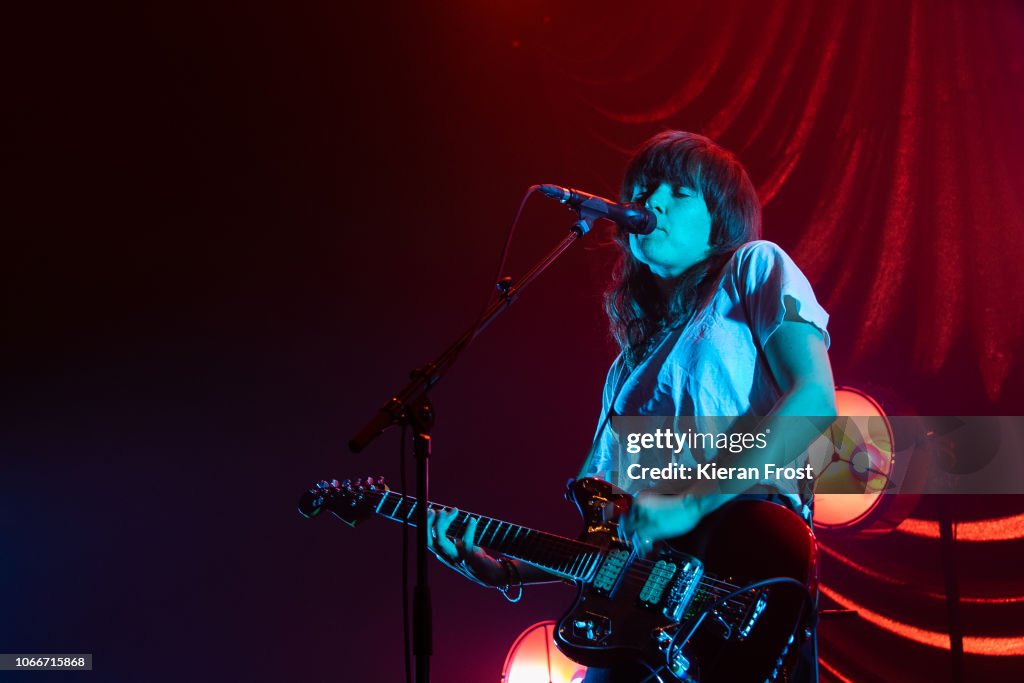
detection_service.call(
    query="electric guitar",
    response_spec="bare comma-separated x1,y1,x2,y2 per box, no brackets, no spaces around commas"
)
299,476,817,682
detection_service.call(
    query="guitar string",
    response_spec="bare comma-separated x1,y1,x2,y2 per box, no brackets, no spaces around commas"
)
374,491,761,606
373,498,752,613
449,510,757,611
618,568,753,606
375,491,756,596
624,569,749,594
618,573,754,610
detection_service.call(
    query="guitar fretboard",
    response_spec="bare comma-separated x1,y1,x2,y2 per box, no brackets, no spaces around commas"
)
370,490,601,581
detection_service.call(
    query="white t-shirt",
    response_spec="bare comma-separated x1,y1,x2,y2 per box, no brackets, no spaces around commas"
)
582,240,830,500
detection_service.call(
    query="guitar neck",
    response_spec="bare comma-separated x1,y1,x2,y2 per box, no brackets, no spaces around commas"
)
369,490,601,581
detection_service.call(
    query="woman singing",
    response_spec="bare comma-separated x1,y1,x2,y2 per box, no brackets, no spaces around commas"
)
429,130,836,682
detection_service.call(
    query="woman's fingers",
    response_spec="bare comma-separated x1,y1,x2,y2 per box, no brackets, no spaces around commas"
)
625,494,704,553
462,515,479,555
431,507,461,562
425,507,500,586
426,509,437,552
624,503,647,537
625,501,657,556
428,508,493,576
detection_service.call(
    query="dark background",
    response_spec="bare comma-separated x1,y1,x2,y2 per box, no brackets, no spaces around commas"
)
4,1,1024,681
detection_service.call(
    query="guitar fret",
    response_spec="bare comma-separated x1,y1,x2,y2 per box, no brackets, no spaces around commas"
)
503,526,519,554
577,554,590,579
551,547,564,572
494,523,513,552
516,528,531,559
486,520,500,546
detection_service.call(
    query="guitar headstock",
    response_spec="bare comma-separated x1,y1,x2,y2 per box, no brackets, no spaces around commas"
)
297,476,388,527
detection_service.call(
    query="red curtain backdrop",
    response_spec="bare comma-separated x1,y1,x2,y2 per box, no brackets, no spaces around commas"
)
529,1,1024,680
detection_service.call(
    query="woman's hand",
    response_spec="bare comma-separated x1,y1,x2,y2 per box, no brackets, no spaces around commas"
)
621,493,712,556
426,507,506,587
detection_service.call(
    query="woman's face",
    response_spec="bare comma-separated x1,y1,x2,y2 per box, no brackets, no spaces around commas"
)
628,181,712,279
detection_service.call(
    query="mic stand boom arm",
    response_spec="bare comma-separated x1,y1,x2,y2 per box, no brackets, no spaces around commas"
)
347,218,592,683
348,217,592,453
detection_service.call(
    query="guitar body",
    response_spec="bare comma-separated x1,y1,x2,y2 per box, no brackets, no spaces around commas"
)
555,478,817,682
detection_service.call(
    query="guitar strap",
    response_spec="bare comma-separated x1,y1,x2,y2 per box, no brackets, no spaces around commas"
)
577,252,741,483
576,267,721,482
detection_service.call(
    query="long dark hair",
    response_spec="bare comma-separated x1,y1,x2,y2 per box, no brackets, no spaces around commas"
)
606,131,762,368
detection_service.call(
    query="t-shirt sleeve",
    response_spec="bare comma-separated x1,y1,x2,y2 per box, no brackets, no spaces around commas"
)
736,241,830,350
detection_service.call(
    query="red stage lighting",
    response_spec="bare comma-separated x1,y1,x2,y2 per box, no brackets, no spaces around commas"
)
811,386,897,529
502,621,586,683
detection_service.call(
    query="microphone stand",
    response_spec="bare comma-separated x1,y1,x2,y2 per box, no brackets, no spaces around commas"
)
349,217,594,683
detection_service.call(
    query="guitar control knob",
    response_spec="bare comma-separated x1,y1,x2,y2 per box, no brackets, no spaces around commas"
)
573,620,596,640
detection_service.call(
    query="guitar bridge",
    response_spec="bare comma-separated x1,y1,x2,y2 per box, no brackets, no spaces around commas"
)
661,557,704,622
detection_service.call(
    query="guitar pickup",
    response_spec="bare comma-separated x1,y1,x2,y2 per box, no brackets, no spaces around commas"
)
591,548,630,595
638,560,677,606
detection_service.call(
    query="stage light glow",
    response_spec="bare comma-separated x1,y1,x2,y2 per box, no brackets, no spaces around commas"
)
894,512,1024,542
818,657,857,683
502,621,586,683
812,387,896,529
820,543,1024,604
819,585,1024,656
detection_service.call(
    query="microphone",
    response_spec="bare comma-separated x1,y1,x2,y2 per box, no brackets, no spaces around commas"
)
538,184,657,235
